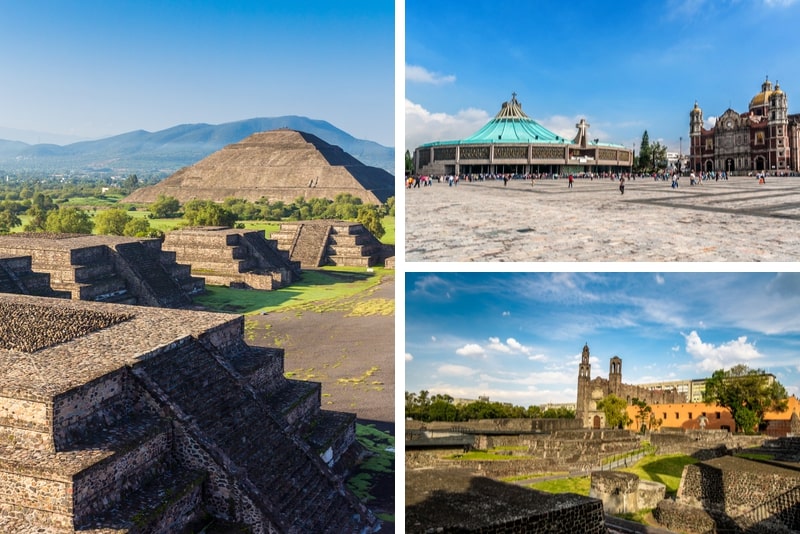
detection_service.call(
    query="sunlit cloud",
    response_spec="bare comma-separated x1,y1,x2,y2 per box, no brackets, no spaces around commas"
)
683,330,763,371
406,64,456,85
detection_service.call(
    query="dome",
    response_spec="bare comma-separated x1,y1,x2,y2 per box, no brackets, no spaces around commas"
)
750,77,774,109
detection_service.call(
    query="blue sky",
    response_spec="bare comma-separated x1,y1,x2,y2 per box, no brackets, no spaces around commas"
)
405,272,800,406
0,1,394,146
405,0,800,153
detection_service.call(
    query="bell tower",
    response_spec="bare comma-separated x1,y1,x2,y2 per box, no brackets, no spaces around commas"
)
576,343,592,426
609,356,622,397
769,81,789,172
689,101,703,173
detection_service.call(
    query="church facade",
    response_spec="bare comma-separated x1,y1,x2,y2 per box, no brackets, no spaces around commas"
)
575,344,686,429
689,77,800,175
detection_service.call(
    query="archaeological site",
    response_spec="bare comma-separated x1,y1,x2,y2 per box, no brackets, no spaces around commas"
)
122,129,394,206
0,293,379,533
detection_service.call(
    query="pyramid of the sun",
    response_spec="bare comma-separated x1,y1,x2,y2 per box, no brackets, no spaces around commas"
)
123,129,394,205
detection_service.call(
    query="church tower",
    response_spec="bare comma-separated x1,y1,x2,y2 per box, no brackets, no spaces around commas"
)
769,81,789,172
576,343,592,426
689,101,703,173
608,356,622,397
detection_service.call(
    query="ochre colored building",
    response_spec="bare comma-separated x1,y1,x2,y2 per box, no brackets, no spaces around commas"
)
625,396,800,436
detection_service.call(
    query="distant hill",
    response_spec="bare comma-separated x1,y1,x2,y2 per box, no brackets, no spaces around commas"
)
0,117,394,176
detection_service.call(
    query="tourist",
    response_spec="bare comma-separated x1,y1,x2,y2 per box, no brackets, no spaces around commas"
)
568,174,574,189
619,176,625,195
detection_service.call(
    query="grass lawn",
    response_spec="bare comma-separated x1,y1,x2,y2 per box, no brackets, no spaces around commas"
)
194,267,390,315
528,477,591,495
620,453,698,496
527,453,698,498
380,216,394,245
60,194,126,207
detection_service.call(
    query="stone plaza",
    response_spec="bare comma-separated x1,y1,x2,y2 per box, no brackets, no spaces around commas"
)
405,175,800,262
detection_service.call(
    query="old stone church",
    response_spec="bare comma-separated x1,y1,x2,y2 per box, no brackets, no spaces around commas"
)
576,343,685,428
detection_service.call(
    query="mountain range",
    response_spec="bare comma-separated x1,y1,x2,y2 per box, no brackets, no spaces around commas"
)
0,117,394,177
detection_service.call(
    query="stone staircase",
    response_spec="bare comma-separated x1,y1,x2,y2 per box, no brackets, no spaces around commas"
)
0,235,204,307
162,227,301,290
272,220,386,268
0,255,62,297
0,296,376,533
132,337,374,533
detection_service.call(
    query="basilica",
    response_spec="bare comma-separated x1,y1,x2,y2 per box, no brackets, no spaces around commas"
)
689,77,800,175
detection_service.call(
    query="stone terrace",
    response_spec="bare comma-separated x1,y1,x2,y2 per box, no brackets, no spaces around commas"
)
406,175,800,261
0,255,62,297
272,220,388,268
0,294,376,533
163,227,301,290
0,234,204,307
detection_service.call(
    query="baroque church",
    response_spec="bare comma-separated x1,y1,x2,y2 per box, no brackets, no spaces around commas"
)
689,77,800,175
575,344,685,429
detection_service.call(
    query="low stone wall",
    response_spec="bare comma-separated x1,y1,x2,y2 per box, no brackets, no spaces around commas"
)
650,429,765,457
590,471,665,515
406,469,607,534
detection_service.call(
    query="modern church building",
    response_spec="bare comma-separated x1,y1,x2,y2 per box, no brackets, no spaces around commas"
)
412,94,633,177
689,77,800,175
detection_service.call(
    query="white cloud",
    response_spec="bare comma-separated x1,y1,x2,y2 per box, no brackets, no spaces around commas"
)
672,345,680,352
528,353,547,362
405,353,414,362
764,0,797,6
438,364,478,377
683,330,764,372
502,311,511,316
431,335,437,342
456,343,485,357
655,274,665,285
488,337,513,353
405,99,490,150
406,64,456,85
705,116,717,129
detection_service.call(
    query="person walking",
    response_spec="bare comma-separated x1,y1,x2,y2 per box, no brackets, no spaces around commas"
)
619,176,625,195
568,174,574,189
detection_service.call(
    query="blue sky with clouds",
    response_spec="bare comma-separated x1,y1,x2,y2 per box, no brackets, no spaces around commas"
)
405,272,800,406
0,0,394,146
405,0,800,153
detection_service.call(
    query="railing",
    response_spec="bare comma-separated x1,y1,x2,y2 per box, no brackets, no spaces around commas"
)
599,444,657,471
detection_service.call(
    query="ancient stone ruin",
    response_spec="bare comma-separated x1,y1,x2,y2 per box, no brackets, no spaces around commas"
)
0,293,377,533
406,468,607,533
655,454,800,533
0,234,204,307
0,254,62,297
271,220,389,269
163,227,301,290
122,129,394,205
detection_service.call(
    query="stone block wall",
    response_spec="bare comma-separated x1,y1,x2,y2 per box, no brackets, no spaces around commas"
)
590,471,665,515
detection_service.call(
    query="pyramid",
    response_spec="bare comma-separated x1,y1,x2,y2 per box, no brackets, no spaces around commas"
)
123,129,394,205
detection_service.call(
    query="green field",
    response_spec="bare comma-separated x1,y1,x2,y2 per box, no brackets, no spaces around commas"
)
194,267,390,315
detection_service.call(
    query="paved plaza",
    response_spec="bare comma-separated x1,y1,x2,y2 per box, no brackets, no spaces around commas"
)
405,175,800,262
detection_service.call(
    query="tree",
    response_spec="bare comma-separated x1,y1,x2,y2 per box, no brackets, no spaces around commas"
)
183,200,237,227
650,141,668,171
44,207,94,234
123,217,158,237
0,209,21,234
357,204,385,239
702,364,788,434
148,194,181,219
597,394,631,429
638,131,651,171
94,208,132,236
405,149,414,175
631,398,653,432
122,174,139,193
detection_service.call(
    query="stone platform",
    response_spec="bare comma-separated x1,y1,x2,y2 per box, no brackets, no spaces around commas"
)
406,175,800,262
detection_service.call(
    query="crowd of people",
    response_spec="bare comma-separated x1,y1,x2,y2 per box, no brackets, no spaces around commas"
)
406,169,790,190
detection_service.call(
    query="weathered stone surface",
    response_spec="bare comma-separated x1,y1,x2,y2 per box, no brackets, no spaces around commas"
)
0,294,377,533
406,468,607,533
271,219,391,268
